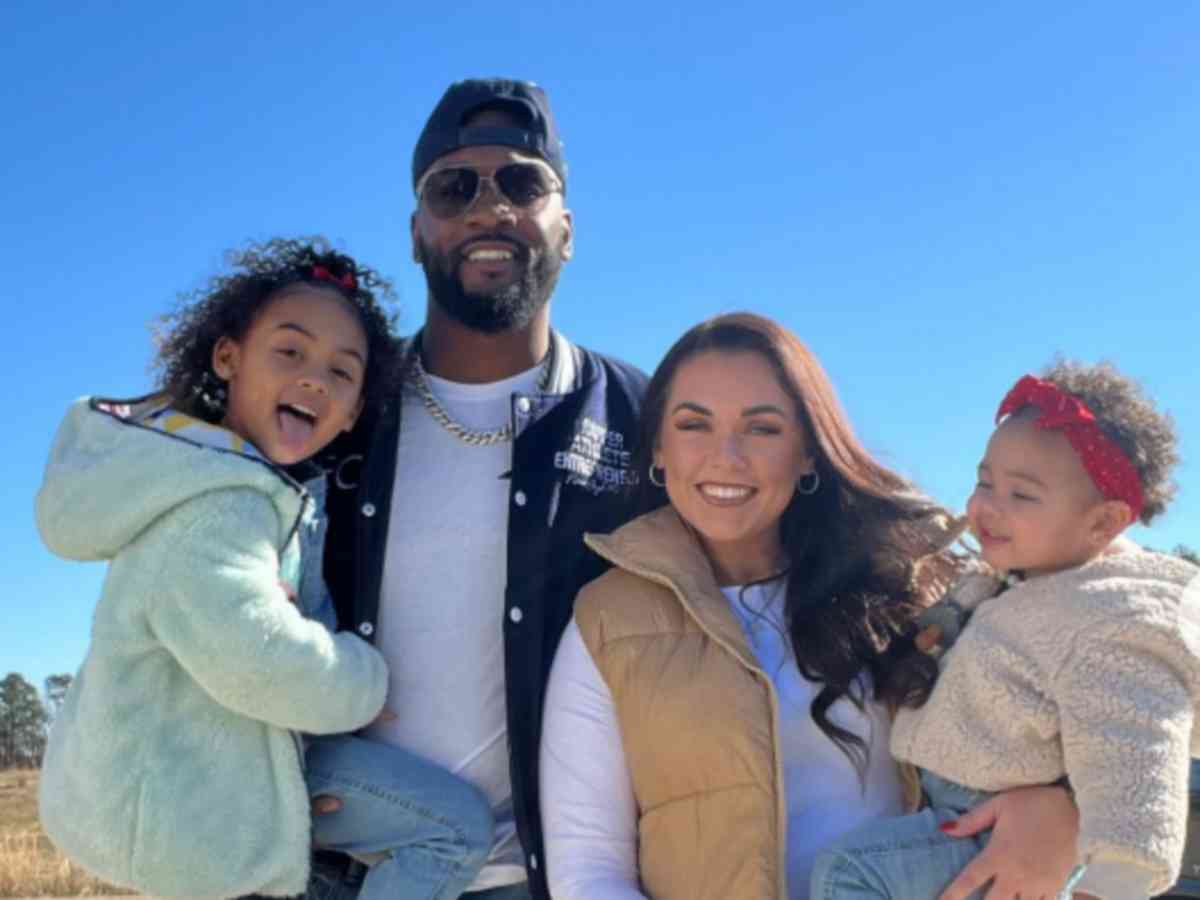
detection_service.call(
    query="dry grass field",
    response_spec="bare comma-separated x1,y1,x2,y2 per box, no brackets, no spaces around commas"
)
0,768,124,898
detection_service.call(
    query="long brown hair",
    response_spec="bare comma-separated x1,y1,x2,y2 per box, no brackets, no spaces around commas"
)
633,313,956,774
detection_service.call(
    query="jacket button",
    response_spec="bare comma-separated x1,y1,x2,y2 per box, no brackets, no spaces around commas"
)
509,607,524,624
529,853,539,870
513,490,527,507
361,502,376,517
358,622,374,636
516,396,532,414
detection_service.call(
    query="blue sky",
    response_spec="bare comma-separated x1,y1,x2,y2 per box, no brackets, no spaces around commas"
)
3,2,1196,695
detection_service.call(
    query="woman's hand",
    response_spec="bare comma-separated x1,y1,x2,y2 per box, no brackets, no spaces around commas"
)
937,784,1078,900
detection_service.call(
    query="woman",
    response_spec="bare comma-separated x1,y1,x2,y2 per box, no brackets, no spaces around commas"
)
539,313,1079,900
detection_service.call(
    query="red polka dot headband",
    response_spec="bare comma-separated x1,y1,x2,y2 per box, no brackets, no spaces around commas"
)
996,374,1144,519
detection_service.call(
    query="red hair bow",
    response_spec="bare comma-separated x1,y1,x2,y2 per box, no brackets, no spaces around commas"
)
311,265,357,290
996,374,1144,519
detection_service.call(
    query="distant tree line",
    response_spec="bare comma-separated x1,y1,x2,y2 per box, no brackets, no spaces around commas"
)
0,672,72,768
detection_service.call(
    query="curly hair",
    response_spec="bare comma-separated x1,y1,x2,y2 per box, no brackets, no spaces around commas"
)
1035,359,1178,524
152,237,400,439
632,313,962,776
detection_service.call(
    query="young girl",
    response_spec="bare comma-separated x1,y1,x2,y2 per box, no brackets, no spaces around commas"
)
37,239,493,900
810,360,1199,900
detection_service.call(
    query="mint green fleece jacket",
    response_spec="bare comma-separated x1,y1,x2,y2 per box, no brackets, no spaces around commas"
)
36,397,388,898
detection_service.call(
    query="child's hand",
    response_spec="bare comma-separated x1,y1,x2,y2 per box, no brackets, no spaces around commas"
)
914,622,944,653
914,602,964,653
915,570,1003,654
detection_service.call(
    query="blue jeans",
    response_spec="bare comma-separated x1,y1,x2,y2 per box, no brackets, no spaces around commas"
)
809,772,1081,900
306,735,495,900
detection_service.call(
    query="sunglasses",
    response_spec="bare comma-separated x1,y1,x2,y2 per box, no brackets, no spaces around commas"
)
416,162,563,220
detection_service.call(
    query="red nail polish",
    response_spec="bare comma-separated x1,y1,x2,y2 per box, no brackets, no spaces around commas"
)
939,821,957,833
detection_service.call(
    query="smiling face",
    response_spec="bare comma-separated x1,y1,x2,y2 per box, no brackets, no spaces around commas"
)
654,350,815,585
212,287,368,465
410,110,573,334
966,413,1117,576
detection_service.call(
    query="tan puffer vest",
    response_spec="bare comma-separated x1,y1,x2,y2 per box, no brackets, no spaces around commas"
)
574,506,920,900
574,506,786,899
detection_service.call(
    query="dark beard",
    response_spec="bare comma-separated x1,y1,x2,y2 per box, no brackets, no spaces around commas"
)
420,235,564,334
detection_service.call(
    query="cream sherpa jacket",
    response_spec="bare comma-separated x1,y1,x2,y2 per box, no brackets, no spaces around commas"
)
36,397,388,898
891,544,1200,899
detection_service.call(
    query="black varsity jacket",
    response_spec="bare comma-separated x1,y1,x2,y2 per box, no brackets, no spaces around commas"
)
322,330,648,900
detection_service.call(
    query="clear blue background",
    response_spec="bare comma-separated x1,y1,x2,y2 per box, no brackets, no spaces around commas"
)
3,2,1196,694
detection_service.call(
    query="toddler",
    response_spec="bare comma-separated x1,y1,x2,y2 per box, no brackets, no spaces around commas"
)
811,361,1199,900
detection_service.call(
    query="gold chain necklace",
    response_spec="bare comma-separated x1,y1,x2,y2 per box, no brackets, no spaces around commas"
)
406,339,554,447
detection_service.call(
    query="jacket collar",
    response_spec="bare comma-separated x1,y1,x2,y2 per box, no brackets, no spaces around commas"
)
584,506,762,672
140,403,264,460
544,328,582,394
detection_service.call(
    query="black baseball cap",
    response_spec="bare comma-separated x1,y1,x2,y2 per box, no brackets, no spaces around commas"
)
412,78,567,192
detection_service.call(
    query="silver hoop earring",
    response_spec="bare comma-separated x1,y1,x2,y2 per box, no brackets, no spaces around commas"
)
648,464,666,488
796,471,820,495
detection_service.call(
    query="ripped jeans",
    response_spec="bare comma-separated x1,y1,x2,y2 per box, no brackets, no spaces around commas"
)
809,771,1084,900
306,736,494,900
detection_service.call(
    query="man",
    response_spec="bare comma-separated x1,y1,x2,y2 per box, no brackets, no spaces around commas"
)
320,78,647,900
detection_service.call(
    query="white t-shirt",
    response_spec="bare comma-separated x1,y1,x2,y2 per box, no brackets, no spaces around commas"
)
540,580,904,900
365,364,541,892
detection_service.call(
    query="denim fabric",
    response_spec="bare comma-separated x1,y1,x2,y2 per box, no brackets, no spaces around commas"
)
809,772,1082,900
297,475,338,631
306,735,495,900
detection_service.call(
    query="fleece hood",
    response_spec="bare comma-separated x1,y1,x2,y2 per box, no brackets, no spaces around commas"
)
37,395,307,562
